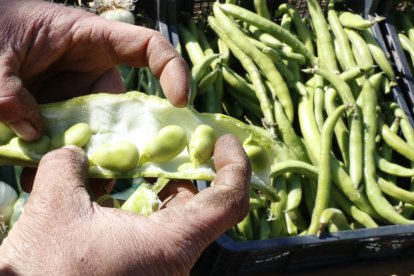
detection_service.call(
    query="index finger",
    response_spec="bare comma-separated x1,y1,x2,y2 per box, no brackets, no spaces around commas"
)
77,16,190,107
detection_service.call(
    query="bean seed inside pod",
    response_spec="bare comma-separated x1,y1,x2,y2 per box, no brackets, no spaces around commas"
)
91,141,140,172
0,123,15,145
9,136,51,156
51,123,92,149
188,124,216,167
142,125,187,163
244,143,269,173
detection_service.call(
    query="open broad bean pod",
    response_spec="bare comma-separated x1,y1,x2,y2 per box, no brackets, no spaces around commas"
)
0,92,291,191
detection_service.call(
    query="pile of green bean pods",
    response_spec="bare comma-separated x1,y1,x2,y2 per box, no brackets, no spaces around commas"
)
177,0,414,239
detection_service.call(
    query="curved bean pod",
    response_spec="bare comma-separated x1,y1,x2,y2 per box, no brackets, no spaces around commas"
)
378,178,414,205
308,104,350,235
213,4,293,122
376,154,414,177
307,0,338,72
327,2,356,70
362,28,395,81
339,12,384,30
344,29,374,71
220,3,317,65
317,208,351,237
276,3,315,55
332,188,378,228
362,79,413,224
208,15,276,132
379,118,414,162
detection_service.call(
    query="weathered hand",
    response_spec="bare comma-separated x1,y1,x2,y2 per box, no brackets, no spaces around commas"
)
0,0,190,141
0,135,250,275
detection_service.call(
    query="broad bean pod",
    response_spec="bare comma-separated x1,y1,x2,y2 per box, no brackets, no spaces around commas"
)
0,92,289,189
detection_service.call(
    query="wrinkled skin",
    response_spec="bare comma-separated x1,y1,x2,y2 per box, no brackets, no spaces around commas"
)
0,0,190,141
0,136,250,275
0,1,251,275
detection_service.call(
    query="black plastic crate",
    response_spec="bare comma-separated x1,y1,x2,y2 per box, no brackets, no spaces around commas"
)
195,224,414,275
371,0,414,120
165,0,414,275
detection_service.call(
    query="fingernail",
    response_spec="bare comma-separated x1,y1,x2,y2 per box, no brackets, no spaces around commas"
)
9,120,40,141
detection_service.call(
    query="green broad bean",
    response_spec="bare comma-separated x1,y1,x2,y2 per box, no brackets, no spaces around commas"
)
376,154,414,177
259,215,271,240
344,29,374,71
188,124,216,167
217,38,230,65
91,141,140,172
285,173,302,212
271,160,318,180
246,24,284,50
299,88,375,216
249,190,267,209
327,2,357,71
362,78,413,224
191,53,222,82
51,123,92,149
276,3,315,55
142,125,187,163
398,33,414,64
399,12,414,43
379,119,414,162
317,208,351,237
339,12,384,30
121,183,159,215
221,66,258,103
269,176,288,237
197,67,220,95
339,66,373,82
208,15,276,132
324,88,350,168
9,136,51,156
280,13,292,31
213,4,294,123
362,28,395,81
0,123,15,145
349,107,363,187
220,4,317,66
307,0,339,73
378,177,414,205
236,212,254,240
308,104,350,235
332,187,378,228
303,67,355,105
254,0,270,20
243,140,269,173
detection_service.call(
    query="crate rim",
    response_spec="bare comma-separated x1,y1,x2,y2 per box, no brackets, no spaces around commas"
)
216,224,414,252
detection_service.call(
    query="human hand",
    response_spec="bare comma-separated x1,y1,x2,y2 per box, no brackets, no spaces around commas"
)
0,135,250,275
0,0,190,141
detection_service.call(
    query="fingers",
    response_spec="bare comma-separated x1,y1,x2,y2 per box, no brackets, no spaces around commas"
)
152,135,251,242
90,67,125,94
0,70,43,141
76,16,190,106
20,167,37,193
88,178,116,200
158,180,198,208
26,146,90,215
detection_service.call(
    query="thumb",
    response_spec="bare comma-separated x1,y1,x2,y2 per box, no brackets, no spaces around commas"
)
0,68,43,141
26,146,91,219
